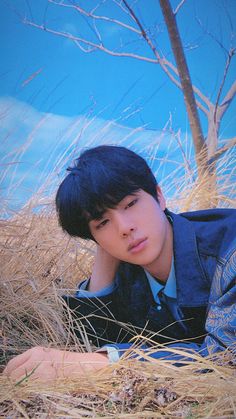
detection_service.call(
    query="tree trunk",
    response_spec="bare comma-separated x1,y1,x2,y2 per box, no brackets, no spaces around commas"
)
159,0,218,207
159,0,206,172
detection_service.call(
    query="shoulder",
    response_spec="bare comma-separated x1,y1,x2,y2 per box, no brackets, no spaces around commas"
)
170,208,236,257
168,208,236,230
178,208,236,225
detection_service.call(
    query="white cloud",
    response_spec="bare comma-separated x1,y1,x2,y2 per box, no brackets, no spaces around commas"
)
0,96,188,214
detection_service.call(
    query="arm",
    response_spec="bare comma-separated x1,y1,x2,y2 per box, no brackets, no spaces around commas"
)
3,347,109,381
200,247,236,359
88,245,120,292
63,245,129,346
3,248,120,382
75,244,119,297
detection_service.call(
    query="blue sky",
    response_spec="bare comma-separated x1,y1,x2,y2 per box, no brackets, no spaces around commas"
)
0,0,235,213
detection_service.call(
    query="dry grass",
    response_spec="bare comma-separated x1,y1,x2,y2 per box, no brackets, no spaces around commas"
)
0,138,236,417
0,357,236,418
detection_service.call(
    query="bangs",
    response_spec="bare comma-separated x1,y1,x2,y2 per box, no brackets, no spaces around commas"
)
82,179,140,221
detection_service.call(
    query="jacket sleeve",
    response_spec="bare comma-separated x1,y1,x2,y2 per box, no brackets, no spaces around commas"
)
62,292,123,347
62,283,135,347
62,263,150,348
201,244,236,361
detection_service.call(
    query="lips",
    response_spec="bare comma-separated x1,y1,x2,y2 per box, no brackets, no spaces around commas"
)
128,238,147,253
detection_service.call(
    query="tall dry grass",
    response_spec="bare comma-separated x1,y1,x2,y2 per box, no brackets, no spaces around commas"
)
0,128,236,417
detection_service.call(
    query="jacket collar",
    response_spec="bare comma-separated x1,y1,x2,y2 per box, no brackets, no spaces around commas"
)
167,210,209,306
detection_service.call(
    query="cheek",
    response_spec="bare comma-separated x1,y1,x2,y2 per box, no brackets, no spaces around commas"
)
93,231,114,249
141,206,160,225
96,231,123,257
145,208,166,235
99,241,122,259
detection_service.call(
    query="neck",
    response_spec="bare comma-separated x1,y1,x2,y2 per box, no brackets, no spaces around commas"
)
143,220,173,283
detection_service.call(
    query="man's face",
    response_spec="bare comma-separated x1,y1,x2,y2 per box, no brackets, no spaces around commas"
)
89,187,173,277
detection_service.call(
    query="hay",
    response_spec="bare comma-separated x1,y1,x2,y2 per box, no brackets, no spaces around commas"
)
0,143,235,418
1,356,236,417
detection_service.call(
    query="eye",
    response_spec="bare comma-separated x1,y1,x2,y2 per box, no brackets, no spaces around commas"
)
126,198,138,209
95,219,109,230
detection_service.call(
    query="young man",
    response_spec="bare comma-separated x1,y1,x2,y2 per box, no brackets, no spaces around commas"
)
4,145,236,380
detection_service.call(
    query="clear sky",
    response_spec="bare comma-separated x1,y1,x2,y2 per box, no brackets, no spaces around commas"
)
0,0,235,213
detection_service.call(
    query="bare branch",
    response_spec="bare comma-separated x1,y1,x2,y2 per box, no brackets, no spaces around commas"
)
48,0,141,35
165,57,211,113
23,19,157,62
214,48,236,123
174,128,195,181
23,16,186,88
217,80,236,121
195,8,236,122
121,0,210,114
192,86,211,115
92,19,103,45
112,0,133,17
23,3,211,116
208,137,236,164
196,15,228,55
174,0,187,16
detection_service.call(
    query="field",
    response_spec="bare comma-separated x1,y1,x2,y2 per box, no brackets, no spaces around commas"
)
0,141,236,418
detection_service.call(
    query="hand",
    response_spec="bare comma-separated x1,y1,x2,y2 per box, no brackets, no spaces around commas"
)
88,245,120,292
3,346,109,381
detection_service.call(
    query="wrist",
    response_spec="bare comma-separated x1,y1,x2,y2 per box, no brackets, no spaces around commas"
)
88,247,119,292
59,352,109,378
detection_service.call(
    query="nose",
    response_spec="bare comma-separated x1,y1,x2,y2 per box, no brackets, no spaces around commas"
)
115,213,136,237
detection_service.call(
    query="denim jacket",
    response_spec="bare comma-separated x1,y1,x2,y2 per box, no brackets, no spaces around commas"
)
64,208,236,359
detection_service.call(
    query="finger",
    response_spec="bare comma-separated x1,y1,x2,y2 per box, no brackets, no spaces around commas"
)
3,350,31,376
9,362,38,381
10,361,57,382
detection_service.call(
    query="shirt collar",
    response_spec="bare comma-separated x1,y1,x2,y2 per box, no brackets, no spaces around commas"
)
144,257,176,303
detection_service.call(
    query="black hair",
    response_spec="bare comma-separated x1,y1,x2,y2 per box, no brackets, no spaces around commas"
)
56,145,158,240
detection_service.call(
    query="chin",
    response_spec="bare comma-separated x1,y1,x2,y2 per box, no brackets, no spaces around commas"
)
131,254,159,268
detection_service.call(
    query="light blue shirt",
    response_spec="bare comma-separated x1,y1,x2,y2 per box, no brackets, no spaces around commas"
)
75,278,115,298
76,258,177,306
144,257,176,307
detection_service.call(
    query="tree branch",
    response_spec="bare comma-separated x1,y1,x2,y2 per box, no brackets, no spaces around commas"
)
24,17,187,87
196,15,229,55
208,137,236,164
24,2,211,116
48,0,141,35
174,0,187,15
214,47,236,123
122,0,210,114
23,19,158,62
217,80,236,121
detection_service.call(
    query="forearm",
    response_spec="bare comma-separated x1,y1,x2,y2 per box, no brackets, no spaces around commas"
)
3,347,109,381
58,351,109,378
88,246,120,292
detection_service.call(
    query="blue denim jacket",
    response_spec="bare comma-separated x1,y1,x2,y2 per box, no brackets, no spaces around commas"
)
63,208,236,360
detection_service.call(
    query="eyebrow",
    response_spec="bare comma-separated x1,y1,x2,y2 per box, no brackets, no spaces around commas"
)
88,192,140,223
88,211,107,223
91,215,105,222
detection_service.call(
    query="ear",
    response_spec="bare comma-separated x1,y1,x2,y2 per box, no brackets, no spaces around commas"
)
156,185,166,210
